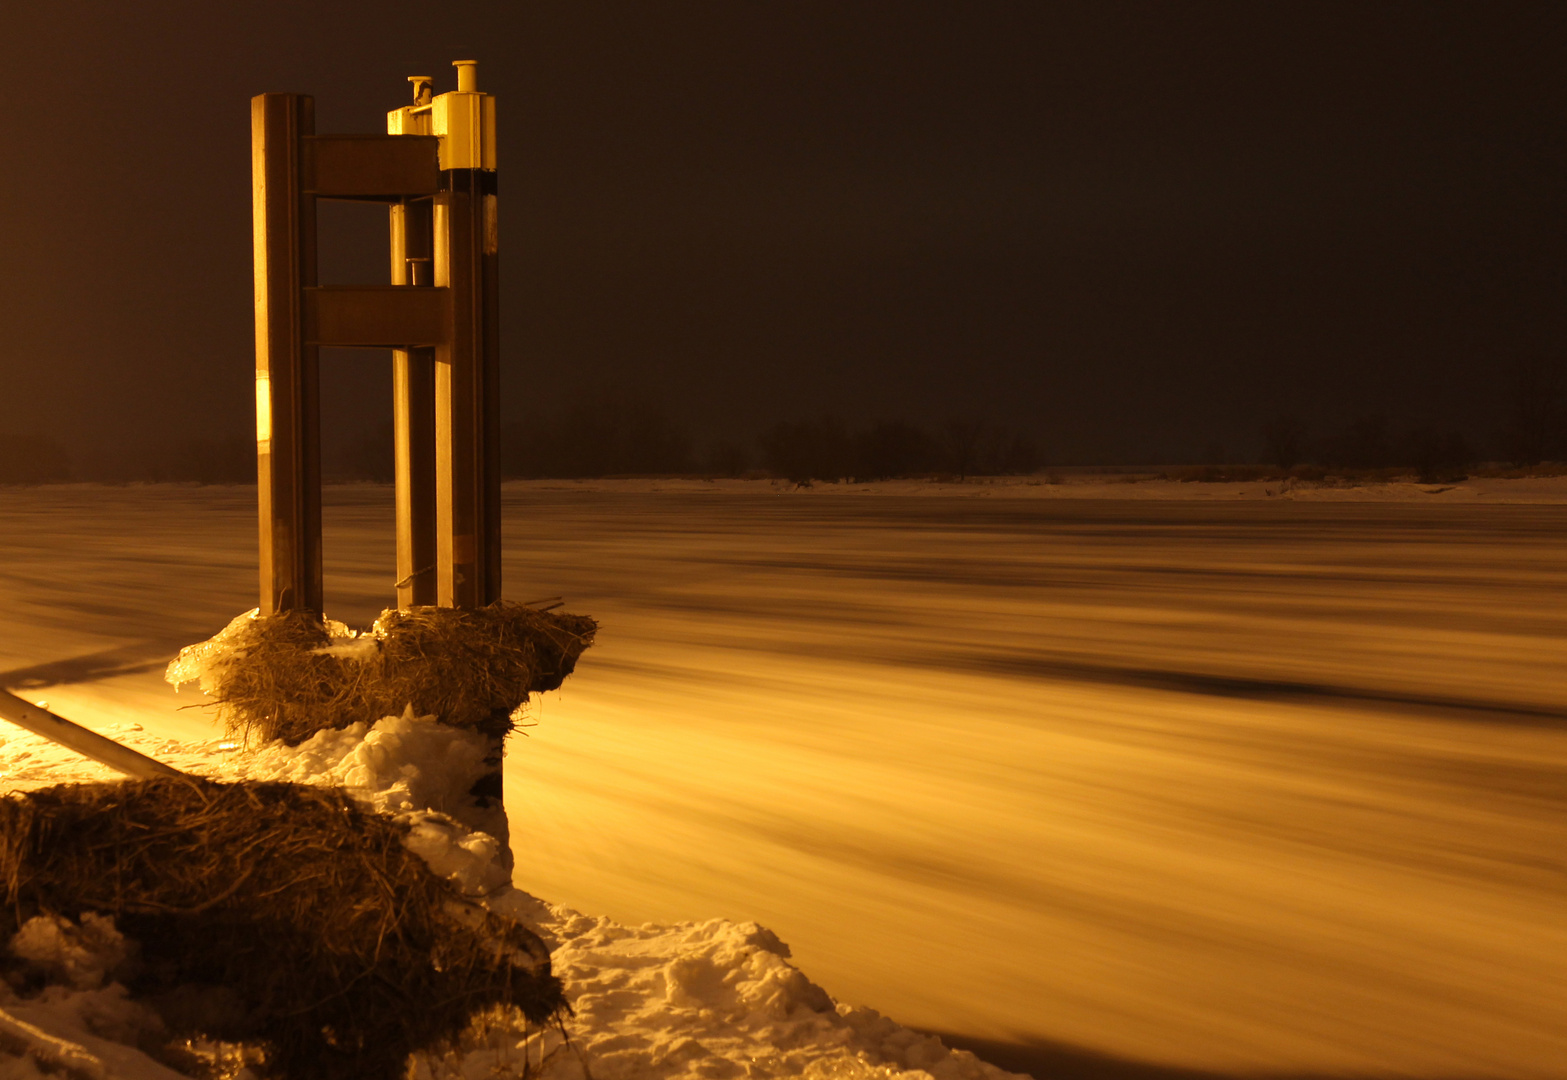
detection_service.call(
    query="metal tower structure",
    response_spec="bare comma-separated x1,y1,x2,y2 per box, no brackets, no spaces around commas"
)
251,60,499,616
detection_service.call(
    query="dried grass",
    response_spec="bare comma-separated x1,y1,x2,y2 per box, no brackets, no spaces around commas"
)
170,602,596,746
0,778,565,1080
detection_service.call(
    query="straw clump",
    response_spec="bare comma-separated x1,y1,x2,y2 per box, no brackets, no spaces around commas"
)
168,601,596,746
0,778,565,1079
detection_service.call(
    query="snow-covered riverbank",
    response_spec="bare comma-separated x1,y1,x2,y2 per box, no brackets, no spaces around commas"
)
0,714,1027,1080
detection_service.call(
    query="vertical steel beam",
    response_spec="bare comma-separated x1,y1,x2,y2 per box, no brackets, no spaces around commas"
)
430,65,505,870
252,93,323,615
433,168,500,608
390,198,438,609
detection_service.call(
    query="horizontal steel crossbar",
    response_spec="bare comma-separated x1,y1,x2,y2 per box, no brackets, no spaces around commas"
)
303,134,440,200
304,285,450,347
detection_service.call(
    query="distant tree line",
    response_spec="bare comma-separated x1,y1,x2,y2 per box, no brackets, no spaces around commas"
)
501,391,694,479
1497,364,1565,467
7,361,1567,484
1260,411,1477,482
750,416,1039,483
1257,363,1567,482
336,405,1042,483
500,402,1040,483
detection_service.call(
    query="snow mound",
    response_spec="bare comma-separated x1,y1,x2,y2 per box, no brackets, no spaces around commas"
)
399,810,510,897
0,933,181,1080
9,914,129,992
411,901,1023,1080
217,706,492,818
205,709,508,897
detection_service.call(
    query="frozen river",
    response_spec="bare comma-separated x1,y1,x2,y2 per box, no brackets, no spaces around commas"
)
1,482,1564,1079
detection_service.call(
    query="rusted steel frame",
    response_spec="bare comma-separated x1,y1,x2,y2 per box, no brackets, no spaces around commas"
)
0,689,186,781
252,93,323,616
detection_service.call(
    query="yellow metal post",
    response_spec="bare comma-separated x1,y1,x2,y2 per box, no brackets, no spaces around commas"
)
389,79,439,609
252,92,323,615
432,61,501,608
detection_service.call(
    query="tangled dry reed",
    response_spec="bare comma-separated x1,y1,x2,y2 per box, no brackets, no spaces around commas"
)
0,779,565,1080
169,602,596,746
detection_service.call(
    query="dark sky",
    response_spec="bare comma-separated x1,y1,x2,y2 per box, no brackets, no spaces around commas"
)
1,1,1561,469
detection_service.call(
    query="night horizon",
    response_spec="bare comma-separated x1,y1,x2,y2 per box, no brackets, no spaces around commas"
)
1,1,1561,480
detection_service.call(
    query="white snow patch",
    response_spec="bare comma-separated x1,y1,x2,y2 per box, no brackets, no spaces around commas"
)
409,901,1023,1080
213,706,492,819
9,915,129,992
308,636,380,662
0,920,184,1080
399,810,510,898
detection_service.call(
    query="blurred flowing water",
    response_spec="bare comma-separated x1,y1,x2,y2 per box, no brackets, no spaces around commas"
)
1,485,1563,1078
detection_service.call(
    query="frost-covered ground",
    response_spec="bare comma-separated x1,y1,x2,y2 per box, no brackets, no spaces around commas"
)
2,479,1567,1079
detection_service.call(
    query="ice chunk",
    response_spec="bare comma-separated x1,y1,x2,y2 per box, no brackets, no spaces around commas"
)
164,607,259,693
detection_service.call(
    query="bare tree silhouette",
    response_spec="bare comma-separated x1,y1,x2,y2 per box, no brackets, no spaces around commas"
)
1501,363,1564,466
1260,411,1307,471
